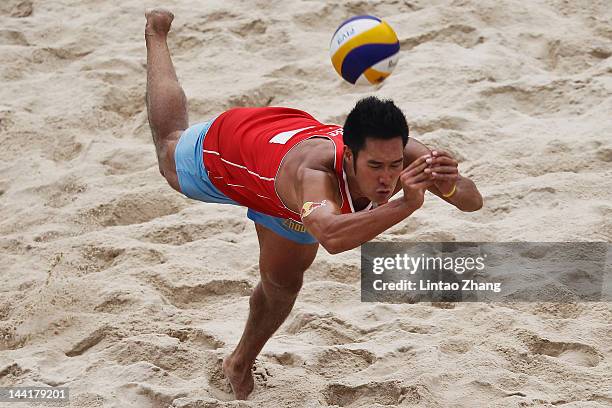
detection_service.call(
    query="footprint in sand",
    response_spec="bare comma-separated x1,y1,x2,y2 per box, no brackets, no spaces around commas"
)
323,380,408,407
94,290,137,313
230,18,268,37
169,12,240,56
0,362,29,385
184,10,239,33
39,134,83,162
263,350,304,367
119,382,187,408
264,64,313,81
139,218,246,245
400,24,483,50
362,319,434,335
77,192,185,227
0,323,26,351
292,0,419,32
22,175,87,209
0,29,29,46
64,324,115,357
439,338,472,355
307,259,360,284
126,246,167,265
226,81,294,109
101,147,154,176
30,45,93,74
75,245,125,274
110,334,204,380
527,338,602,367
168,32,203,56
312,347,376,379
147,275,253,310
479,77,607,117
0,0,33,18
165,327,225,350
80,57,142,80
284,312,363,345
51,243,165,277
100,85,144,120
410,115,469,136
291,4,339,31
520,32,611,74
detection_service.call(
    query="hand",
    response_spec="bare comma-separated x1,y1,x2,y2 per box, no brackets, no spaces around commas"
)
400,154,433,211
424,150,459,196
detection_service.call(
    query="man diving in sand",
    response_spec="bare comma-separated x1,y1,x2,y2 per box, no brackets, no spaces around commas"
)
144,9,483,399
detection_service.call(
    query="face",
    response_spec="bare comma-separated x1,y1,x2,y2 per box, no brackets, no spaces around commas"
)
345,137,404,204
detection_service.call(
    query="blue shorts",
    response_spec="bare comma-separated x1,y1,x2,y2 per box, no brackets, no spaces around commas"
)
174,119,318,245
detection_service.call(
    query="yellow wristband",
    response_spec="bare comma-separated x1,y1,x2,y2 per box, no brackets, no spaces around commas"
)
442,183,457,198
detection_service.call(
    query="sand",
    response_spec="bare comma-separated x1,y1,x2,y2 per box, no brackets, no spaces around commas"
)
0,0,611,406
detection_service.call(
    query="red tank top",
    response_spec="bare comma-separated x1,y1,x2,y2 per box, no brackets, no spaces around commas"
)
202,107,356,222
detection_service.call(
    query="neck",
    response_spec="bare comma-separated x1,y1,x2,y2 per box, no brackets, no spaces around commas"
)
343,159,370,211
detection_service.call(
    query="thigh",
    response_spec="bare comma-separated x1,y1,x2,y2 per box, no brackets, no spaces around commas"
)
255,223,319,294
160,130,182,192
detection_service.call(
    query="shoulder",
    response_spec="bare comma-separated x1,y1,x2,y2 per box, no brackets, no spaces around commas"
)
287,137,343,209
295,137,337,173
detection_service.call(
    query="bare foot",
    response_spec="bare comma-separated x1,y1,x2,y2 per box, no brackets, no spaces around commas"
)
145,8,174,37
222,355,255,400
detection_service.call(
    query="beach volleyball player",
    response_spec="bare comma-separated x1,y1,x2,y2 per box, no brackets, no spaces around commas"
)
144,9,482,399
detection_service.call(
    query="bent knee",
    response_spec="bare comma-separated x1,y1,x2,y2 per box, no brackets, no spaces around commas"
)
295,254,316,272
262,275,304,300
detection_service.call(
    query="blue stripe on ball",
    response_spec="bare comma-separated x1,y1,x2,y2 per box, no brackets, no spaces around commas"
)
331,15,382,38
340,42,400,84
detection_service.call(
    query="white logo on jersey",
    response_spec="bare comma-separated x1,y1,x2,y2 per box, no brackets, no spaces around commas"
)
327,128,343,137
269,126,315,144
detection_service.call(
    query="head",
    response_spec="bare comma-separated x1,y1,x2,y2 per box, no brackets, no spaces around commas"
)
343,96,409,204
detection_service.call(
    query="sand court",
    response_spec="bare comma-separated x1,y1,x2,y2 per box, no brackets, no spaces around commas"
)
1,0,611,406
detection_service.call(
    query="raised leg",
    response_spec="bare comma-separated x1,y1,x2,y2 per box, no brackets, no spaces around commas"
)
145,9,187,191
223,223,319,400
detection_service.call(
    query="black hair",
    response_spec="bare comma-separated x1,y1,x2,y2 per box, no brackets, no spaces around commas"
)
343,96,409,160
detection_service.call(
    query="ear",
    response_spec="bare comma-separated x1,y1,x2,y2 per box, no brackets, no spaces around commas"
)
343,145,353,163
343,146,357,175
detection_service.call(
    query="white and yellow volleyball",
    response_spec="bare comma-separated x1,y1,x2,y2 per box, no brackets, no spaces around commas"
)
329,15,400,85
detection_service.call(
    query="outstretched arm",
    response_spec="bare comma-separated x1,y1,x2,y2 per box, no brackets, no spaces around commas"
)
298,155,432,254
398,138,483,212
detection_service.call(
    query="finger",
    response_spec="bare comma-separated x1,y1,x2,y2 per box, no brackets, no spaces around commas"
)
431,173,458,180
403,171,431,184
430,157,457,168
431,149,452,158
405,155,431,172
404,173,433,189
403,161,430,177
431,156,457,166
403,154,432,173
411,180,434,190
428,166,458,174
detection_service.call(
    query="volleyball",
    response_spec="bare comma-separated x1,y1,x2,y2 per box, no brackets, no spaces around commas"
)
329,15,400,85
